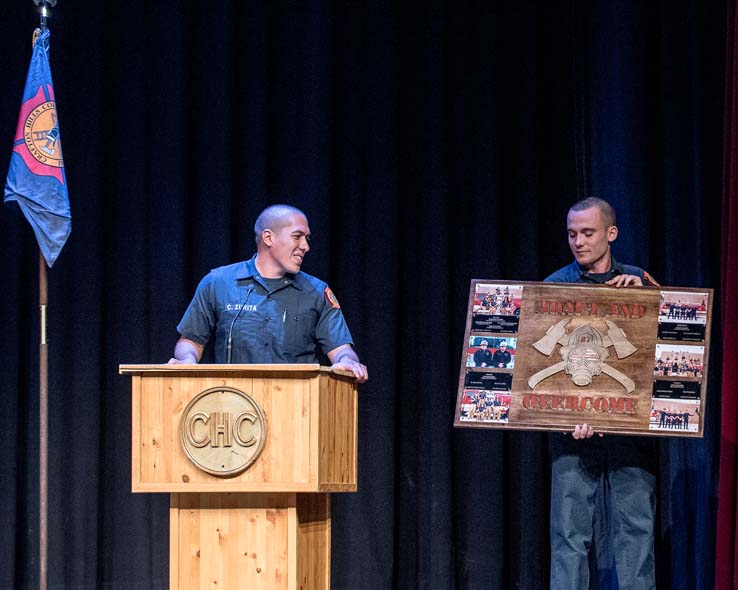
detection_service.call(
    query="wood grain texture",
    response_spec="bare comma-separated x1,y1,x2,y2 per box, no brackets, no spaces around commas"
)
168,492,331,590
170,493,294,590
455,281,713,437
296,493,330,590
121,367,354,589
123,366,358,491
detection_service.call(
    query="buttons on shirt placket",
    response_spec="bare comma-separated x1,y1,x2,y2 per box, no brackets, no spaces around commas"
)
263,293,270,347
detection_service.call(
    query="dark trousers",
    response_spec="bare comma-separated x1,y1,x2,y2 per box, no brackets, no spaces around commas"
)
549,434,657,590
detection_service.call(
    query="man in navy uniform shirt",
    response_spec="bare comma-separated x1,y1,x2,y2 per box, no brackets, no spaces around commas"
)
169,204,367,383
473,340,494,367
491,340,512,368
546,197,658,589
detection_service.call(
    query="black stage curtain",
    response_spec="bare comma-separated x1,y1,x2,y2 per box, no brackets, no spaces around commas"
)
0,1,725,588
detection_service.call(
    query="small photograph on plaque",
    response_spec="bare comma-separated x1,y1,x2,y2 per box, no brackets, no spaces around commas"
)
459,390,511,423
473,284,523,315
657,290,709,341
653,344,704,378
471,284,523,333
464,369,513,391
649,398,700,432
466,336,517,369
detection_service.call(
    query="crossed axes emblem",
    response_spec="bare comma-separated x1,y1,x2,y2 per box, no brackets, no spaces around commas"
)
528,319,637,392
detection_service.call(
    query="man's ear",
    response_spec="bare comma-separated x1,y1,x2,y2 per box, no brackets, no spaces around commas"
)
607,225,618,244
261,229,273,246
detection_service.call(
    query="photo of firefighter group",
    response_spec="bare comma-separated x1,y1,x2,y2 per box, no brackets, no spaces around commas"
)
649,290,709,433
459,283,523,424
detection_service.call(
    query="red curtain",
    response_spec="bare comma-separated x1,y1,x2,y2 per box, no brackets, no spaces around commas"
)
717,2,738,588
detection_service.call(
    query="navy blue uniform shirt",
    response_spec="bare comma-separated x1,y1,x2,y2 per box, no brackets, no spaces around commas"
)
544,256,646,284
177,256,354,364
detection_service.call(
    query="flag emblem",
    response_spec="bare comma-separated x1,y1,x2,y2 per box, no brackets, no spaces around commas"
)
14,85,64,179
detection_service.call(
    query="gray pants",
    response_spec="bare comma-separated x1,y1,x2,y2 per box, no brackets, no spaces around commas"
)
549,436,657,590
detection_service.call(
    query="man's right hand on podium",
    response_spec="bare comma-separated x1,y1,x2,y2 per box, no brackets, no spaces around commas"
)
168,337,203,364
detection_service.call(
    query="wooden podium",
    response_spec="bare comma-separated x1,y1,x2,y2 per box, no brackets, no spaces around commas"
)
119,364,358,590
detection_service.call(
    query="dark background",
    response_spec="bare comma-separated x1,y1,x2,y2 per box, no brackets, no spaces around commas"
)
0,1,726,588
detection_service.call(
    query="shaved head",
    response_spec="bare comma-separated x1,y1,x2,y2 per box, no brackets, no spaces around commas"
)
569,197,616,228
254,204,307,245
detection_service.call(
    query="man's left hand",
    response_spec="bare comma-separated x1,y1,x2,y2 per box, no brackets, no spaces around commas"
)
606,274,643,288
330,359,369,383
570,423,604,439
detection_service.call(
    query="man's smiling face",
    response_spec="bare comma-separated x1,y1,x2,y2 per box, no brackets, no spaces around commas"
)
265,213,311,276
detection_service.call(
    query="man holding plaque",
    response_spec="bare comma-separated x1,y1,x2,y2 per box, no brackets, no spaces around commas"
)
546,197,659,589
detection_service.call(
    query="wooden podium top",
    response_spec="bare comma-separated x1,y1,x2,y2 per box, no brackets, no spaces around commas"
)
119,363,354,378
121,362,358,492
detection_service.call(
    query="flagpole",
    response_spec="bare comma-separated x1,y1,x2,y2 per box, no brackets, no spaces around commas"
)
30,5,56,590
38,251,48,590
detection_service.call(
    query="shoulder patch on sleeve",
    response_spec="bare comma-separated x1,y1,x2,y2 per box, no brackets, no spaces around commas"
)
643,271,660,287
324,286,341,309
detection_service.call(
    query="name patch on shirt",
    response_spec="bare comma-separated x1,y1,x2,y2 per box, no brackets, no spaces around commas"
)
225,303,258,312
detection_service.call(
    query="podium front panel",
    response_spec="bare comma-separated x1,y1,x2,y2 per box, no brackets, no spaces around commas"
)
123,365,357,493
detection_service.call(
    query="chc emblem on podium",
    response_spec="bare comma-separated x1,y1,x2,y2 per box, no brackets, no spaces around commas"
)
179,386,266,477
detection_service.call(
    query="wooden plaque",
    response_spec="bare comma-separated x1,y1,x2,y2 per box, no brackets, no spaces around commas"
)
454,281,713,437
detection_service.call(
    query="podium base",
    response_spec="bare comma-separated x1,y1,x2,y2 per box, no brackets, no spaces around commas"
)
169,492,330,590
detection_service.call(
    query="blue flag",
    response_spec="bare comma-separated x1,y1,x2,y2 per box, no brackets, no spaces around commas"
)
4,28,71,267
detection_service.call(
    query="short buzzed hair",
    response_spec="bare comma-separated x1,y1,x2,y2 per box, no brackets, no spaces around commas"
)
254,204,306,245
569,197,616,228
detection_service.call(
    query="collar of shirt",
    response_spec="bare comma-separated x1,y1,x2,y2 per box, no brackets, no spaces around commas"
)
234,255,306,292
559,256,625,283
569,256,626,283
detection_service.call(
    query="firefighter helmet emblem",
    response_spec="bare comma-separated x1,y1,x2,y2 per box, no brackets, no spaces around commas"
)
528,319,637,392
